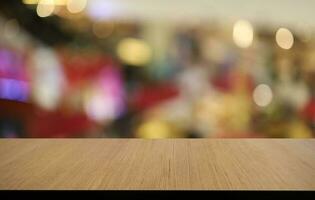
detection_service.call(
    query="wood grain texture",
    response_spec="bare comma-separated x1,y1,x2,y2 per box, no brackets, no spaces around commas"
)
0,139,315,190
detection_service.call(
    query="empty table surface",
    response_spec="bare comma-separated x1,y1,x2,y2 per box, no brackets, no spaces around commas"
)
0,139,315,190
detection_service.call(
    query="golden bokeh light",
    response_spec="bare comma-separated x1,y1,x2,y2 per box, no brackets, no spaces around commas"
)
117,38,152,66
66,0,87,14
276,28,294,50
233,20,254,48
136,119,172,138
36,0,55,18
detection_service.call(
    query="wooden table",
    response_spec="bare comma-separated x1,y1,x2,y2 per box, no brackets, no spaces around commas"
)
0,139,314,190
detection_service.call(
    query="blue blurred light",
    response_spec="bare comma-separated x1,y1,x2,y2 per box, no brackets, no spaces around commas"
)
0,78,29,102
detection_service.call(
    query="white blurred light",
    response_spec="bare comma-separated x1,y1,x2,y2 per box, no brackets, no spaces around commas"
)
233,20,254,48
32,47,65,110
3,19,20,39
276,28,294,50
253,84,273,107
86,0,119,20
37,0,55,17
84,92,116,122
117,38,152,66
67,0,87,14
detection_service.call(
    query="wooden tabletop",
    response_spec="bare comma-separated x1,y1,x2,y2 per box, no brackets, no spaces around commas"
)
0,139,314,190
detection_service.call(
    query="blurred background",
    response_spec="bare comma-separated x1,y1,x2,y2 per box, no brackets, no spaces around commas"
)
1,0,315,138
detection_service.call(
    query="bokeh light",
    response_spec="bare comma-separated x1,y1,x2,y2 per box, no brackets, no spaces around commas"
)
117,38,152,66
253,84,273,107
54,0,68,6
136,119,172,139
23,0,68,5
86,0,118,20
84,90,116,122
276,28,294,50
31,47,65,110
0,78,29,102
1,1,315,139
36,0,55,18
66,0,87,14
233,20,254,48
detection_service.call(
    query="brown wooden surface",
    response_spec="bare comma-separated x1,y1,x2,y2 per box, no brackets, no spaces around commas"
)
0,139,315,190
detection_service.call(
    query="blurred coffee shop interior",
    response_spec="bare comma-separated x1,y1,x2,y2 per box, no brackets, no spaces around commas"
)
1,0,315,138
